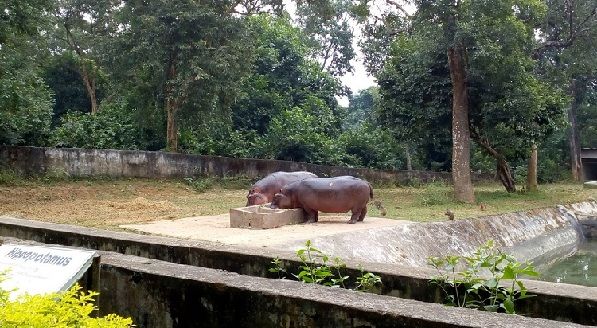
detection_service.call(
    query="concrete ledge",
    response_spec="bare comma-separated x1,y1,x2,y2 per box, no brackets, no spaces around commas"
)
99,253,584,328
1,214,597,325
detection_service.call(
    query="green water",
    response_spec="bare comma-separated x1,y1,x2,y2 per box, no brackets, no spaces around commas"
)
538,239,597,287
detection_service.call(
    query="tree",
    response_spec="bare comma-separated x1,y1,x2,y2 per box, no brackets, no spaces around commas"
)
372,0,567,194
108,0,254,152
0,0,54,146
48,0,115,114
534,0,597,181
295,0,355,77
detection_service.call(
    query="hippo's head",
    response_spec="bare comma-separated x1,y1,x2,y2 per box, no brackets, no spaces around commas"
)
270,192,291,209
246,192,268,206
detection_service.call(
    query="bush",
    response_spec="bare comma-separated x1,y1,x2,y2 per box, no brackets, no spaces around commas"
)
0,168,23,185
338,125,404,170
179,125,258,159
0,272,133,327
50,101,141,150
262,107,344,165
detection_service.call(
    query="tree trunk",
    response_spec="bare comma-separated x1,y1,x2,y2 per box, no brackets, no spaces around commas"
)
471,132,517,193
568,78,585,181
165,60,179,152
497,156,516,193
405,145,412,171
447,43,475,203
64,25,98,114
527,143,538,192
80,67,98,114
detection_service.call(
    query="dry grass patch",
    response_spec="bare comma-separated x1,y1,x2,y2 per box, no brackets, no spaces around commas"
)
0,177,594,229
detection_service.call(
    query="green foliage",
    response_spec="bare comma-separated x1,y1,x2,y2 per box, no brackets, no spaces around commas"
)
0,168,23,186
263,107,343,165
0,272,132,327
338,124,404,170
183,177,214,193
372,0,569,190
428,240,538,314
295,0,355,77
179,124,258,159
51,101,141,149
43,54,94,122
269,240,382,293
0,44,53,146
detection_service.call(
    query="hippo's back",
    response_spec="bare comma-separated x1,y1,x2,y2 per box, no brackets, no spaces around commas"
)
252,171,317,193
291,177,371,213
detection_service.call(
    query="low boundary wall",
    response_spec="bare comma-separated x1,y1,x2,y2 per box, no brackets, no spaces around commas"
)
0,146,492,184
1,208,596,325
96,252,583,328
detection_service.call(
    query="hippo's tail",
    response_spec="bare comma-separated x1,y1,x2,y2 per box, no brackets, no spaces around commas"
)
368,183,387,216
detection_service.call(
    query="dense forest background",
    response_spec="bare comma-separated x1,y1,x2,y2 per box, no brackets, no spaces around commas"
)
1,0,596,194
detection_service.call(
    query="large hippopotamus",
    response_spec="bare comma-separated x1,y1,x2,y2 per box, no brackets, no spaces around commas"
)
270,176,374,224
246,171,318,206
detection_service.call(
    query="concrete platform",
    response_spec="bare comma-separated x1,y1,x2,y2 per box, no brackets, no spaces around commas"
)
119,214,409,247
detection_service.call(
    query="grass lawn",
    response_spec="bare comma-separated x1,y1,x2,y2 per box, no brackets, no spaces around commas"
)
0,175,594,229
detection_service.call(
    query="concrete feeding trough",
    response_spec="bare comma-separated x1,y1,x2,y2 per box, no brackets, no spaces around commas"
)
229,205,305,229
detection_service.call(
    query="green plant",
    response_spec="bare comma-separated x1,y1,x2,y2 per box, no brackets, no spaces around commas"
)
183,177,214,193
428,240,538,314
269,240,381,292
0,168,24,186
355,265,383,292
0,272,133,327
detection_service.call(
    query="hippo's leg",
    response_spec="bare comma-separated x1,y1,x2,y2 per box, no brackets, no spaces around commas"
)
304,208,318,223
348,209,360,224
357,206,367,221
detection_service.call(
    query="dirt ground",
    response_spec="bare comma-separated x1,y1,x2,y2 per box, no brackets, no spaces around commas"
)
0,179,247,228
0,179,594,231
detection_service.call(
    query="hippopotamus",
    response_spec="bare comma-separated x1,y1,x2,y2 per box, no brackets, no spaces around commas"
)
270,176,374,224
246,171,318,206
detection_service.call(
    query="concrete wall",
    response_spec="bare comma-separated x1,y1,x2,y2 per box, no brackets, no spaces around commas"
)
96,252,583,328
0,146,492,184
1,210,596,325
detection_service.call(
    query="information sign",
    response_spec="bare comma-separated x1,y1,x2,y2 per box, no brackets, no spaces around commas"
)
0,244,96,298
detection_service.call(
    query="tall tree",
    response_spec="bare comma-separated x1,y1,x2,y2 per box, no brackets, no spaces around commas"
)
231,15,342,135
109,0,254,152
534,0,597,181
0,0,54,146
295,0,355,77
373,0,566,194
48,0,119,114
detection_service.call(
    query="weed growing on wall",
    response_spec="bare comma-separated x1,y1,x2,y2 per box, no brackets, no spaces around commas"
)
0,271,133,327
428,240,538,314
269,240,382,293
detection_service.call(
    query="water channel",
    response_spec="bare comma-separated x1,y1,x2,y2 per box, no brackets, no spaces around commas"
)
538,239,597,287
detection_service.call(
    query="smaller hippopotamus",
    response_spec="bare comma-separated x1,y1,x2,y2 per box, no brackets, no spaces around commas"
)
246,171,318,206
270,176,374,224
